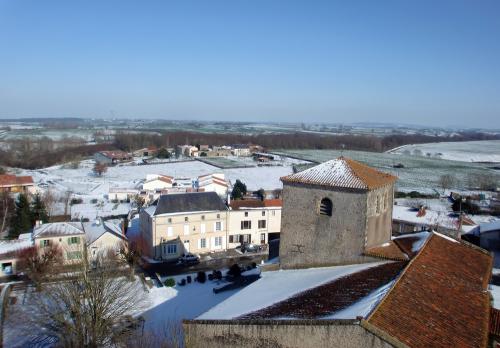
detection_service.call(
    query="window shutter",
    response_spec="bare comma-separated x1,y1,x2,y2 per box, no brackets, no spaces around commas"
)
211,237,215,250
221,236,226,249
197,239,201,249
221,221,224,231
213,222,217,232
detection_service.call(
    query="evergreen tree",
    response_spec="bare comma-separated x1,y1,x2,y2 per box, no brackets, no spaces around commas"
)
231,186,243,200
31,193,49,225
9,193,32,238
233,179,247,195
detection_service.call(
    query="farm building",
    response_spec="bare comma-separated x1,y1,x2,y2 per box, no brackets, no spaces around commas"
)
94,150,133,165
0,174,36,194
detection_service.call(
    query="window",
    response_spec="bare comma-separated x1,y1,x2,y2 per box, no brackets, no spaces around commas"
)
244,212,249,217
258,220,266,229
40,239,51,247
215,221,222,231
319,198,332,216
168,218,172,223
201,215,205,220
68,236,80,245
260,233,266,243
185,217,189,222
217,213,220,219
214,236,222,247
229,235,235,243
166,244,177,254
200,238,206,248
262,211,266,216
66,251,82,260
241,221,251,230
376,196,381,214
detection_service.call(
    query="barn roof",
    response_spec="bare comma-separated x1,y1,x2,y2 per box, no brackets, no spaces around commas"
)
0,174,34,187
280,157,397,191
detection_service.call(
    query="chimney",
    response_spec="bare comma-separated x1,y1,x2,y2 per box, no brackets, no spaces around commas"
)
35,220,43,228
95,217,101,226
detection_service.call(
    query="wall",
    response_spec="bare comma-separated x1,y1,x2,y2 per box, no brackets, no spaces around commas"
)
280,183,370,269
226,208,281,248
148,211,228,260
365,184,394,248
88,232,124,257
34,233,86,263
183,320,395,348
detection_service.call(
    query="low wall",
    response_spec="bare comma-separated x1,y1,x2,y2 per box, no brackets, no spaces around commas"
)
183,319,396,348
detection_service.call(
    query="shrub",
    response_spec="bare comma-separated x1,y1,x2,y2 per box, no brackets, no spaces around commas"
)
81,218,90,222
187,275,192,283
196,271,206,283
90,198,98,204
70,198,83,205
110,199,119,203
227,264,242,278
164,278,176,287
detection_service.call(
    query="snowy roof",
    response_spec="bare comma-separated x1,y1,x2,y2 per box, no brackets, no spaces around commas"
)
198,261,392,320
0,239,33,258
33,222,85,238
280,157,397,191
479,219,500,234
150,192,227,216
82,219,126,245
392,205,476,233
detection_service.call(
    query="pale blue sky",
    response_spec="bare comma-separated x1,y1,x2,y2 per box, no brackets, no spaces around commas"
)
0,0,499,127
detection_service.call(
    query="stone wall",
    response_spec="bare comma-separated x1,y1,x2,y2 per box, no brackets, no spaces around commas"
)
280,182,371,268
365,184,394,248
183,319,396,348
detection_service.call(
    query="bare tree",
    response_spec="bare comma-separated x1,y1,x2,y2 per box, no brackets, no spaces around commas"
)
16,244,64,285
62,190,73,216
438,174,456,192
93,162,108,176
42,188,57,217
17,249,143,347
0,191,14,234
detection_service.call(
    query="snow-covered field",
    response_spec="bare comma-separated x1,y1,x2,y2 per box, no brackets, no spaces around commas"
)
275,148,500,193
388,140,500,163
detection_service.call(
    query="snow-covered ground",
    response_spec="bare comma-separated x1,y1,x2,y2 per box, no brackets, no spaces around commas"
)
389,140,500,163
198,262,387,320
13,157,296,219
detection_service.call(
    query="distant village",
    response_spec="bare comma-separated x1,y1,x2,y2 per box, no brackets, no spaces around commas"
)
0,142,500,347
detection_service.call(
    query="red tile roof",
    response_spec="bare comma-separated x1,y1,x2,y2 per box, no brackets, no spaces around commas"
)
0,174,34,187
364,241,409,261
368,233,493,348
230,199,282,210
490,308,500,338
281,157,397,191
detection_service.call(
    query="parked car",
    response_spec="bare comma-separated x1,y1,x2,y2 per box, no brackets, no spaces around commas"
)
177,253,200,265
240,243,262,253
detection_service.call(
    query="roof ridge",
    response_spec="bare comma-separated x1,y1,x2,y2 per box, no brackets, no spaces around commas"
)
365,232,434,321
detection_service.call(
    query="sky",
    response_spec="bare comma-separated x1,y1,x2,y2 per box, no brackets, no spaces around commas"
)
0,0,499,128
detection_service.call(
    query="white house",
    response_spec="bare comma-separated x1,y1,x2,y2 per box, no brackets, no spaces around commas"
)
142,174,175,192
196,173,229,197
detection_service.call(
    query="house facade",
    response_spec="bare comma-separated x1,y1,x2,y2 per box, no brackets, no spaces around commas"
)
140,192,228,260
32,219,126,262
227,199,282,249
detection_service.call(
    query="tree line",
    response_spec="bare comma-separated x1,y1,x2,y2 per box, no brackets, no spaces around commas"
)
2,129,499,169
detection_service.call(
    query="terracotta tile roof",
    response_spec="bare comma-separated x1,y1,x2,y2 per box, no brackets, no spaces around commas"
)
367,233,493,348
239,261,406,320
0,174,34,187
491,308,500,338
280,157,397,191
230,199,282,210
364,241,409,261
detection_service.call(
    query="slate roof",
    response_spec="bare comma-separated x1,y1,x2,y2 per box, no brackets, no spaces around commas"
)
151,192,227,216
83,220,126,245
0,174,34,187
280,157,397,191
367,233,493,348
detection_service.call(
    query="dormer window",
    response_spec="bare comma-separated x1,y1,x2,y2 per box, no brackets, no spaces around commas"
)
319,198,332,216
